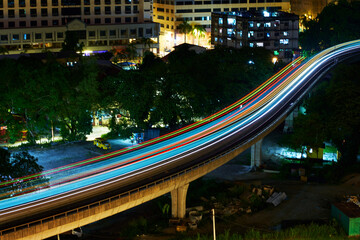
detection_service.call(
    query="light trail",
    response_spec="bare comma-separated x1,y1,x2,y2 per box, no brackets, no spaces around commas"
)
0,40,359,230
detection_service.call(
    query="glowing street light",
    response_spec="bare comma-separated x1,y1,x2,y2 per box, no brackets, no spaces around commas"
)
272,57,278,64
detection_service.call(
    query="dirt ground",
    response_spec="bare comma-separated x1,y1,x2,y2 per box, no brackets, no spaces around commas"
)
75,153,359,240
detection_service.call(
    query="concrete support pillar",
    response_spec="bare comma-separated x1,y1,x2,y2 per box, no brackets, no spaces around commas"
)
284,106,299,133
171,183,189,219
284,111,294,133
251,139,263,167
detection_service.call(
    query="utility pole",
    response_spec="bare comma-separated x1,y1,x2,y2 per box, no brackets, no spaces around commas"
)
212,208,216,240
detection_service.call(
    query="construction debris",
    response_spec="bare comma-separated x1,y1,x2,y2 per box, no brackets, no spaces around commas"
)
266,192,287,206
347,195,360,208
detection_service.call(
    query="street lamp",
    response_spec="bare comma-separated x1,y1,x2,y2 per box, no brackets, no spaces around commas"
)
272,57,278,64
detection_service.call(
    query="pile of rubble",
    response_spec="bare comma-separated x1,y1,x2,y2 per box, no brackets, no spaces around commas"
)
171,183,288,232
346,195,360,208
204,184,286,216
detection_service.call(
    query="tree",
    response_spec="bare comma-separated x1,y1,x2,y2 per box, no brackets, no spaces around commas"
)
178,21,192,44
283,62,360,166
139,38,154,56
0,148,12,182
191,24,206,45
0,148,47,199
299,0,360,53
125,42,138,61
105,70,157,130
56,57,99,141
0,55,99,143
11,151,44,178
61,30,85,54
0,46,9,55
102,44,275,134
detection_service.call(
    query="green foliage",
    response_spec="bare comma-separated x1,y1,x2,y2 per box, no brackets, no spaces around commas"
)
299,0,360,53
61,30,84,53
0,148,12,182
103,45,274,135
0,148,48,198
248,194,265,212
0,46,9,55
157,201,170,218
119,216,148,239
187,178,223,206
0,55,99,143
177,222,347,240
178,21,193,43
10,151,43,178
228,185,245,198
282,62,360,167
278,161,292,179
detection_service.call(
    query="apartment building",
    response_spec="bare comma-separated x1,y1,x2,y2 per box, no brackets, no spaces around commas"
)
153,0,291,54
0,0,160,55
211,10,299,62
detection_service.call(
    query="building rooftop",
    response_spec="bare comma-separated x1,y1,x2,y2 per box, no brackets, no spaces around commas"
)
213,10,298,19
333,202,360,218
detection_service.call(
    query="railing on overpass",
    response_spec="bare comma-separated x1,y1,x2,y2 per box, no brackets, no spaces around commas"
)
2,39,359,240
0,142,234,239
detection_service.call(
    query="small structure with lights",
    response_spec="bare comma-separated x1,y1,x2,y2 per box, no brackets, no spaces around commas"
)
332,199,360,237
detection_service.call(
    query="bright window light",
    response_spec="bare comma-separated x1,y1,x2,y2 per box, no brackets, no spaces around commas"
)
280,39,289,44
227,18,236,25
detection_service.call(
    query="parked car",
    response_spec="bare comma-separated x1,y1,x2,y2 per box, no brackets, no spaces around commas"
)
93,138,111,150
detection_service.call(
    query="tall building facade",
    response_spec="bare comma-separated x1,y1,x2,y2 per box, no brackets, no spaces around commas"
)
0,0,160,55
211,10,299,62
153,0,291,54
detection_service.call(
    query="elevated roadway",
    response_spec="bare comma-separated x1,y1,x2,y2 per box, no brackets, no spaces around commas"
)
1,40,360,240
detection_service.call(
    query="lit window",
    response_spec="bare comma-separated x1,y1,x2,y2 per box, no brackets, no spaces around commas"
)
219,18,223,25
227,18,236,26
249,21,254,27
265,22,271,27
256,23,261,27
214,37,218,42
249,42,254,47
263,11,270,17
227,29,233,35
280,39,289,44
266,32,270,38
283,31,288,36
23,33,30,40
256,42,264,47
238,30,242,37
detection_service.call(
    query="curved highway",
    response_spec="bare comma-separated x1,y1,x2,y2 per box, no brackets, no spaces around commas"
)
1,40,360,229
